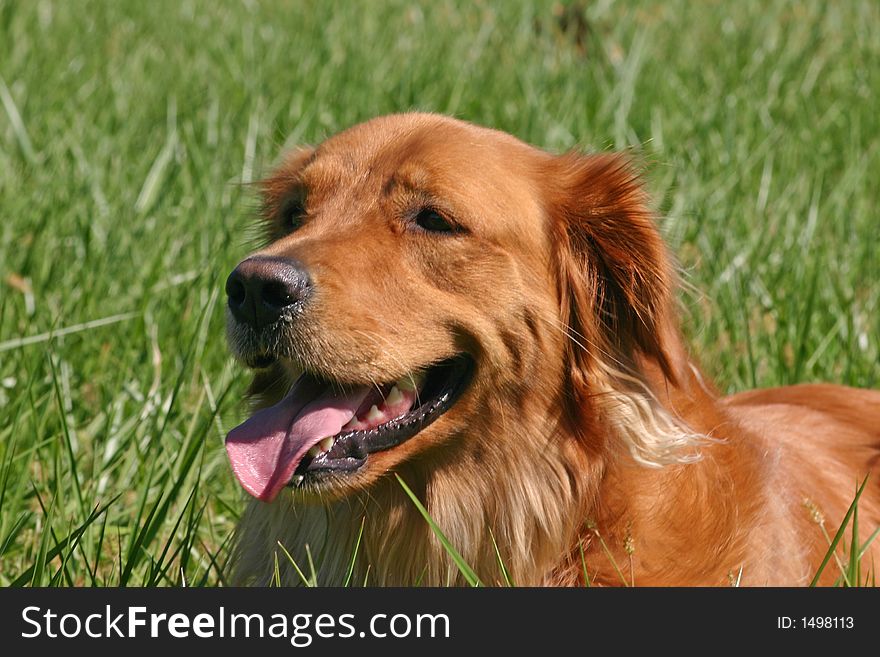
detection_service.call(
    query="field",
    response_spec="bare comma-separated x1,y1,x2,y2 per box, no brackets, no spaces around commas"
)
0,0,877,586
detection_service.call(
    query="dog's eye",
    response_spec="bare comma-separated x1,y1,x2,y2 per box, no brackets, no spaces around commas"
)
414,208,455,233
280,198,306,232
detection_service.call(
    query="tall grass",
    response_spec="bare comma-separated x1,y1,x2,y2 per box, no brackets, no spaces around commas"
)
0,0,877,586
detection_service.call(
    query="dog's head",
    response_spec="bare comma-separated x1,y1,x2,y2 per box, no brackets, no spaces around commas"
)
224,113,684,503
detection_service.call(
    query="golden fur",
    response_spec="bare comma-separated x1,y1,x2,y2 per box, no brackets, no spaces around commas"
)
227,113,880,586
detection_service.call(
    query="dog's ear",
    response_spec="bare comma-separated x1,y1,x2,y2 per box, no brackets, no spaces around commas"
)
545,152,704,465
547,152,680,389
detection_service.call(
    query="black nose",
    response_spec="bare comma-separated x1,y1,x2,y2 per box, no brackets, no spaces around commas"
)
225,256,312,329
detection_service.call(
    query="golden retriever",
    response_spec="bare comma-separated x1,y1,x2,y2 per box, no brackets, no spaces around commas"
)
223,113,880,586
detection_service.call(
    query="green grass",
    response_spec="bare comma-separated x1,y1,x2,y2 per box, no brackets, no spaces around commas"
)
0,0,877,586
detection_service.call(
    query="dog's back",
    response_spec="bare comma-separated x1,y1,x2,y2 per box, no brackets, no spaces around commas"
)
722,384,880,584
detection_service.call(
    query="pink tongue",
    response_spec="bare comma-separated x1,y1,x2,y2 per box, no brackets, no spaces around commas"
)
225,376,371,502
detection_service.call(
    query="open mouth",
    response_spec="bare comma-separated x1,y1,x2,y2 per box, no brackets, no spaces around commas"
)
225,355,473,502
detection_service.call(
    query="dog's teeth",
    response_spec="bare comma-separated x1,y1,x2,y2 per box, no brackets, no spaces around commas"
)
319,436,334,452
366,404,384,423
385,385,404,406
396,372,425,392
307,445,322,458
291,474,304,487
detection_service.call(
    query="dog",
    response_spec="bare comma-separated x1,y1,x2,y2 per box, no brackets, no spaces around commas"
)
223,113,880,586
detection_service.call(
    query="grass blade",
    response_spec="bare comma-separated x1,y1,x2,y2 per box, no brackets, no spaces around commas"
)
276,540,313,587
343,515,366,587
847,481,860,586
47,353,86,520
810,475,869,587
579,541,592,587
0,312,138,353
488,528,514,586
0,74,37,164
395,474,482,587
858,526,880,561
